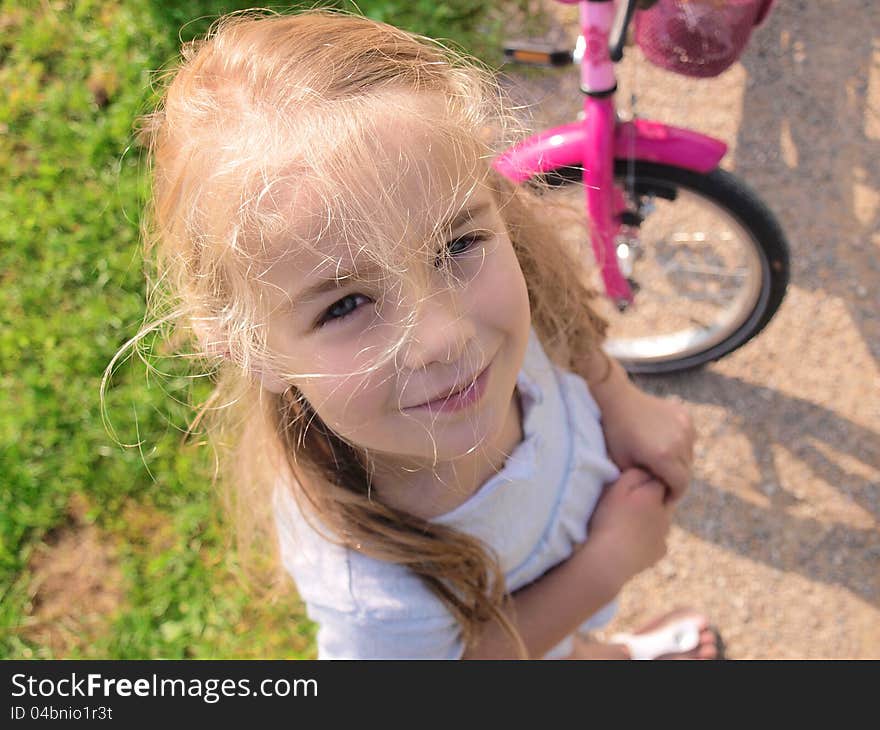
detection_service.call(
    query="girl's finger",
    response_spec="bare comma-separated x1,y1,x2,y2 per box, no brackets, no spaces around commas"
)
662,458,691,504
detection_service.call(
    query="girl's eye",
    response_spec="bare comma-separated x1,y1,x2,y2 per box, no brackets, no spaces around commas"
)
319,234,488,328
319,293,370,327
438,232,488,266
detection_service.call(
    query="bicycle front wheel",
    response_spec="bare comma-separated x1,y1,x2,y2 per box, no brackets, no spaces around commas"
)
538,161,790,374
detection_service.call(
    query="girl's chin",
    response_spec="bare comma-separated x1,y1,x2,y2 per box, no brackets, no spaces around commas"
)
393,408,505,456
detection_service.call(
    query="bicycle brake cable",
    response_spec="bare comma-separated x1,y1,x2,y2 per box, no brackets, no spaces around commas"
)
625,45,638,213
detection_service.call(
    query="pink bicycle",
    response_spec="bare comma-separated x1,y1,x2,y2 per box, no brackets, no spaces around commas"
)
495,0,789,374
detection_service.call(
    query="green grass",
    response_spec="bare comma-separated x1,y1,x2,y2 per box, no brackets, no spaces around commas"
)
0,0,516,659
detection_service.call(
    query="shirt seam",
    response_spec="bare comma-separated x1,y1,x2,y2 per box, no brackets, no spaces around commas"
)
505,364,576,579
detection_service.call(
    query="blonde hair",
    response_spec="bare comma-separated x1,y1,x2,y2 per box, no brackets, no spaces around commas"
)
114,7,611,658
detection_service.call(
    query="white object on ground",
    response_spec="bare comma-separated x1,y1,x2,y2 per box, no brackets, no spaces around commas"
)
610,616,702,660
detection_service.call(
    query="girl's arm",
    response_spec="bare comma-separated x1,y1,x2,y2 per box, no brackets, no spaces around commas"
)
462,469,671,659
579,352,696,503
462,536,623,659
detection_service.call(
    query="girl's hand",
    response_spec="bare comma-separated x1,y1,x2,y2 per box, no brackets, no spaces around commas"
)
585,468,672,585
589,359,696,503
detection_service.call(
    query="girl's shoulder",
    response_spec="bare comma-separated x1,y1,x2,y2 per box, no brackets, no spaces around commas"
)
271,481,448,621
273,481,466,658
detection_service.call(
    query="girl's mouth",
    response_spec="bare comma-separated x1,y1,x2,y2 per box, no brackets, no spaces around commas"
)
405,361,492,414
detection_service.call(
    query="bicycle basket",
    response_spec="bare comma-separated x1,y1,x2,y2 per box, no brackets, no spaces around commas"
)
634,0,771,78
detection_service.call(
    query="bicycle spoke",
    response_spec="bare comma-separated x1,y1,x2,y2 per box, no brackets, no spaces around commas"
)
661,265,749,278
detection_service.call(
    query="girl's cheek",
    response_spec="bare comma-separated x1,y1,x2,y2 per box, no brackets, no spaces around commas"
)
307,370,388,427
473,235,529,318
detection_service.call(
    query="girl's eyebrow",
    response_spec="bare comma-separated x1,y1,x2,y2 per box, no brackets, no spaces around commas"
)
290,272,359,309
446,200,491,230
289,201,492,308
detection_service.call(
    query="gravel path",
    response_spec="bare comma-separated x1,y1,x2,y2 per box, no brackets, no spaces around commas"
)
499,0,879,658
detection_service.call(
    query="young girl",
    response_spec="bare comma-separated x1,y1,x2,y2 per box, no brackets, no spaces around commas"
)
131,8,722,659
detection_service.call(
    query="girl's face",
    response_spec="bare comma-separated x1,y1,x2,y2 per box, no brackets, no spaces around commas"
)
255,115,532,476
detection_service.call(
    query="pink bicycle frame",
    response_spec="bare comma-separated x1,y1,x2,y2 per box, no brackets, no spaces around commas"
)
493,0,729,306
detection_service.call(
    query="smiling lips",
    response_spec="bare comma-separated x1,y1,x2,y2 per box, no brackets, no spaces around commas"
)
406,361,492,411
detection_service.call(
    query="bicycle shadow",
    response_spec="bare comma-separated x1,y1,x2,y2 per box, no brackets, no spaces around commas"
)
635,368,880,608
734,0,880,360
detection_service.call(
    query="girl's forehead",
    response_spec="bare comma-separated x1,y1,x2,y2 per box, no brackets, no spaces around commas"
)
262,115,492,271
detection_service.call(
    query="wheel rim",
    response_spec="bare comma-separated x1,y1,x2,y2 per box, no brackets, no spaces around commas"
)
549,172,769,368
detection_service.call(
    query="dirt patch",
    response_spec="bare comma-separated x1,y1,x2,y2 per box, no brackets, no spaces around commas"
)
117,496,178,554
21,494,125,657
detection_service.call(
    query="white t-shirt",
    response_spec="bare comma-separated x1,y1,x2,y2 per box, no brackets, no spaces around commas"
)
272,326,622,659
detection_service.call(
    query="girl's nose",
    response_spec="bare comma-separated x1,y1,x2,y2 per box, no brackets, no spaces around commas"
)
399,287,476,370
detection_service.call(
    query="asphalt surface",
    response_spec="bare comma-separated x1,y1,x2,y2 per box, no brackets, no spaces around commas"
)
500,0,879,658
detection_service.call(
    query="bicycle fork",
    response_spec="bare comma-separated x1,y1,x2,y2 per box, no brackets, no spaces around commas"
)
499,0,636,309
583,96,635,309
578,1,632,309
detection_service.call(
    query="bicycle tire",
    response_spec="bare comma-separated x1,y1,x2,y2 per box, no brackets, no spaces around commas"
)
538,161,790,374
